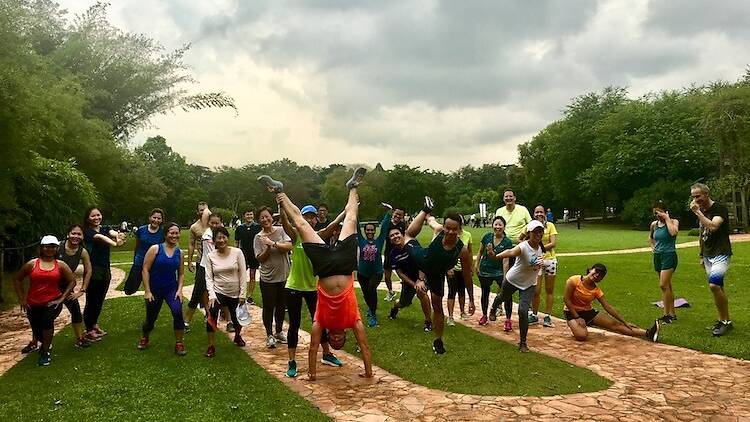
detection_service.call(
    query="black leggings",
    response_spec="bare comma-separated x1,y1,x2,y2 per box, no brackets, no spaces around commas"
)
28,304,63,342
206,292,241,334
259,281,285,336
84,267,110,332
285,288,328,349
357,272,382,314
479,275,503,315
447,270,466,300
188,266,207,309
63,297,83,324
142,288,184,334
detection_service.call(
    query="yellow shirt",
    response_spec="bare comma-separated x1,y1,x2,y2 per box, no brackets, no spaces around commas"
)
494,205,531,244
542,221,558,259
453,230,472,271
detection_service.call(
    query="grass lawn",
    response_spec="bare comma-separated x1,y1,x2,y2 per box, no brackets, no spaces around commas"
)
548,243,750,360
0,296,330,422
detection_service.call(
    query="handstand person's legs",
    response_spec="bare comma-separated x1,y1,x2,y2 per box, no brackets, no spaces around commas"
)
338,187,359,241
276,193,325,245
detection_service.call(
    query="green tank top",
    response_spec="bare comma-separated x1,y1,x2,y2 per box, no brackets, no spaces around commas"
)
653,224,676,254
286,238,316,291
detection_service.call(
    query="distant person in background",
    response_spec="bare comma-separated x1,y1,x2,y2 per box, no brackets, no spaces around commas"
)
530,205,558,328
563,208,570,223
314,203,329,231
649,201,679,324
124,208,165,295
690,183,733,336
546,208,554,223
382,204,406,303
235,208,262,304
494,190,531,245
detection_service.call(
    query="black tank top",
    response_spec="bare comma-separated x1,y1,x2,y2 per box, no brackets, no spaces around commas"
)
58,240,83,272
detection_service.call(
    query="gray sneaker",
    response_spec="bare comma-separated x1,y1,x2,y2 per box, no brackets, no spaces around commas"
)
275,331,288,344
266,335,277,349
346,167,367,189
543,315,554,328
257,175,284,193
528,313,539,325
712,320,733,337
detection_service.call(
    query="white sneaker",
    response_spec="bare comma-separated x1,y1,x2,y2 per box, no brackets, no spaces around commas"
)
384,291,397,302
460,312,468,321
447,317,456,326
275,331,287,344
266,335,277,349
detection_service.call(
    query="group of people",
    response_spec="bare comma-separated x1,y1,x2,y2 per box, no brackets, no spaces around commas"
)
13,174,735,374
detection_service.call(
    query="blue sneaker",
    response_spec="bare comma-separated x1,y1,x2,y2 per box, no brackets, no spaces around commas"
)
367,313,378,328
286,360,298,378
321,353,343,367
37,352,51,366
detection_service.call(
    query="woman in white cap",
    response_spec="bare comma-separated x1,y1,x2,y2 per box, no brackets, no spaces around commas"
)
492,220,546,352
13,235,76,366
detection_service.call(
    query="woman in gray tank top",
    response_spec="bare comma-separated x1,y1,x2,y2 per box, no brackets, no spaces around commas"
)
58,224,93,348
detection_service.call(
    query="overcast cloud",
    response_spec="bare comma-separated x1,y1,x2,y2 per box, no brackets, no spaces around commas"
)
59,0,750,170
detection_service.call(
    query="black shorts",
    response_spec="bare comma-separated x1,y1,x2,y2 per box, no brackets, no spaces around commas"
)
302,234,357,278
243,251,260,270
398,282,417,307
564,309,599,326
447,270,466,298
425,273,446,297
188,265,207,309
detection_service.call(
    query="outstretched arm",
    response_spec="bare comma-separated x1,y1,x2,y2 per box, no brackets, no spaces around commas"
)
318,209,346,241
307,322,323,381
352,321,373,378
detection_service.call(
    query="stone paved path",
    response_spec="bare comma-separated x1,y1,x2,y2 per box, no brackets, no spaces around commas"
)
2,261,750,421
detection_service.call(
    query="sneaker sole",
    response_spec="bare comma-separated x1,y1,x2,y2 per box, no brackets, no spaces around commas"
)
320,359,342,367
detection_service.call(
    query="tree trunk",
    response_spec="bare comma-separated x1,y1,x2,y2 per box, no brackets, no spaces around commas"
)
740,185,748,230
0,240,4,303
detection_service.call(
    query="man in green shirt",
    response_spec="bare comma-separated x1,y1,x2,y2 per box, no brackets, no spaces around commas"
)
494,190,532,245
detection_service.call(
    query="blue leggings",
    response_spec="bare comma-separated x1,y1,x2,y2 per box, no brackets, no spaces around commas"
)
142,288,184,334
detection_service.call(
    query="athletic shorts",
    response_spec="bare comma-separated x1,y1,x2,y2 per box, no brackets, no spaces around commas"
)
302,234,357,278
313,277,361,330
398,282,418,307
703,255,731,287
564,309,599,326
538,259,557,276
244,251,260,270
425,273,446,297
653,252,678,272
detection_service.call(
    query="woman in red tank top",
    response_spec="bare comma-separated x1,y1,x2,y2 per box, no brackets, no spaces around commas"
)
13,235,76,366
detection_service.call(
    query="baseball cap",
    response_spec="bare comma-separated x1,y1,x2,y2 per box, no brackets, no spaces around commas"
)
236,303,252,326
527,220,545,232
40,235,60,246
300,205,317,215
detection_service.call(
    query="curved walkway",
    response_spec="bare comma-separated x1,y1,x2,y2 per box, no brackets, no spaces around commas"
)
2,266,749,421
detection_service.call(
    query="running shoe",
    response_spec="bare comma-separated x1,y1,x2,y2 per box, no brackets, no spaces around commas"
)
712,320,733,337
175,341,187,356
528,313,539,325
432,338,446,355
85,330,102,342
446,316,456,326
543,315,555,328
503,319,513,332
257,175,284,193
384,291,398,302
658,315,673,324
247,297,255,305
460,312,468,321
75,337,92,348
321,353,343,367
274,331,287,344
388,307,399,320
286,360,298,378
137,336,149,350
183,322,191,333
488,311,497,322
518,343,529,353
367,314,378,328
205,345,215,358
234,335,246,347
226,321,235,333
645,319,660,342
266,335,277,349
422,196,435,213
479,315,488,326
37,352,51,366
345,167,367,189
93,326,108,337
21,341,38,354
424,320,433,332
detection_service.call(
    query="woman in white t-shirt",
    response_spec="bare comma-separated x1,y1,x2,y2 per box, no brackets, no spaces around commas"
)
493,220,545,353
204,227,247,358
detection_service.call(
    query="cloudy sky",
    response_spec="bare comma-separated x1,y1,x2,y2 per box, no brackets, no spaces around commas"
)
59,0,750,171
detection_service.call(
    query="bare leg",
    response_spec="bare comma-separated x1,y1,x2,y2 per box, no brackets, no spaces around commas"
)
659,269,674,317
351,321,373,378
277,193,325,245
709,284,730,321
418,290,433,322
307,323,323,380
591,313,646,337
567,319,588,341
544,274,556,315
338,188,359,241
431,292,445,340
426,215,443,240
405,210,429,240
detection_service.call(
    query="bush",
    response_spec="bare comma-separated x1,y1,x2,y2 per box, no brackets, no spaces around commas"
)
622,179,693,228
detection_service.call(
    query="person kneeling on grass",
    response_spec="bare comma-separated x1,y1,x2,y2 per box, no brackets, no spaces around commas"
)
260,167,373,380
563,263,660,342
137,223,186,355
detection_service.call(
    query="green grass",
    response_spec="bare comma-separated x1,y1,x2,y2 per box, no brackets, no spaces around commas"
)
0,296,329,422
546,243,750,360
296,289,612,396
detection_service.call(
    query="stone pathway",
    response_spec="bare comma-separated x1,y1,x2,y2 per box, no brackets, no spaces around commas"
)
2,263,750,421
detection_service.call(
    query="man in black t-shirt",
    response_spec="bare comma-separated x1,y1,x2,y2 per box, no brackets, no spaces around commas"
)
386,227,432,331
235,209,262,304
690,183,733,336
313,203,329,231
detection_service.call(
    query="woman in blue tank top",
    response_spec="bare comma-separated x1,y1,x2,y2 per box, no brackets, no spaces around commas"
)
649,201,679,324
137,222,186,355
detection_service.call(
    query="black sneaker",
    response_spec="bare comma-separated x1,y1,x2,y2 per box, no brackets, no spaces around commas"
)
519,342,529,353
21,341,38,354
488,309,497,322
389,307,399,320
345,167,367,190
712,320,733,337
423,320,432,332
257,175,284,193
432,338,446,355
422,196,435,213
658,315,673,324
644,319,660,342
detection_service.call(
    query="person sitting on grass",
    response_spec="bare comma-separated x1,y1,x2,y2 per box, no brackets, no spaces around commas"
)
387,227,433,331
563,263,660,342
137,223,186,356
259,167,373,380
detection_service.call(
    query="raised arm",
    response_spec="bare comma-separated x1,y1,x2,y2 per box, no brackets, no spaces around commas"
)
317,208,347,241
375,212,392,245
666,218,679,237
